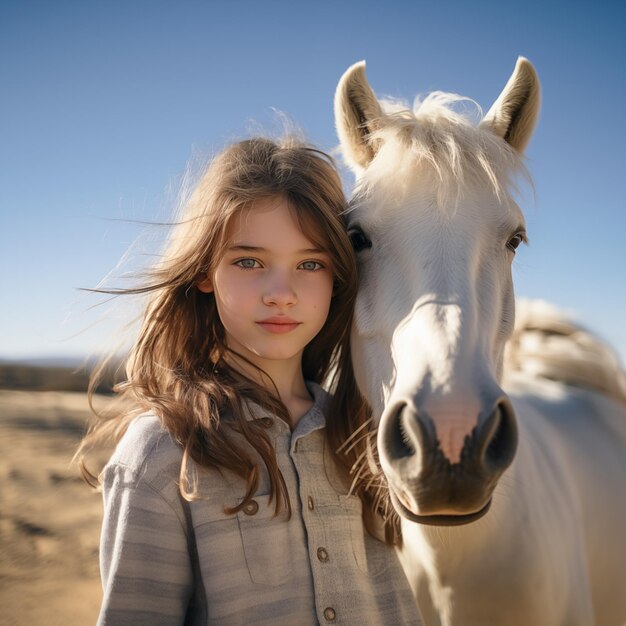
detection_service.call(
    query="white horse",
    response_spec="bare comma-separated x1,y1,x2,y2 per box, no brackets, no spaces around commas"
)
335,58,626,626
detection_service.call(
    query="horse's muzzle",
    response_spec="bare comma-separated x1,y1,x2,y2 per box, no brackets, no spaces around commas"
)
378,393,518,522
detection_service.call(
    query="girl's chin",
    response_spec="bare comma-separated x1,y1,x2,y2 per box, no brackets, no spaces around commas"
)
226,347,306,370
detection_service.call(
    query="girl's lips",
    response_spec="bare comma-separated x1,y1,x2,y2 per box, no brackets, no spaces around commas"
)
256,319,301,334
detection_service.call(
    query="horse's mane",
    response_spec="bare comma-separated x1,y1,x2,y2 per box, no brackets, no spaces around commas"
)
357,92,529,209
504,299,626,408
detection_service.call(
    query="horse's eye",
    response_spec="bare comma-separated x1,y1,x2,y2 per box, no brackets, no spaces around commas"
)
506,232,526,253
349,227,372,252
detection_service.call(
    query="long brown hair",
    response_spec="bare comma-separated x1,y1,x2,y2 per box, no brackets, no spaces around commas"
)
76,136,397,541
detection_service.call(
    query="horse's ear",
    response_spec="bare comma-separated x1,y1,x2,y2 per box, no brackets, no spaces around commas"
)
480,57,541,154
335,61,384,170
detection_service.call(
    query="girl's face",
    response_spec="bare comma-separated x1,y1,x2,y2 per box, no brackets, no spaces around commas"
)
198,196,334,373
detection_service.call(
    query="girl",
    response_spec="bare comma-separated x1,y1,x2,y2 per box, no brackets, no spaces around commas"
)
77,137,420,625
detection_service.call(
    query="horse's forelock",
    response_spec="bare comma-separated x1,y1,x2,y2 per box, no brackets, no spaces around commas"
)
357,91,529,211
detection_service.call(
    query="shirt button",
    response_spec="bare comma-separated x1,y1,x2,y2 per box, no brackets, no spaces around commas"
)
242,500,259,515
317,547,329,562
307,496,314,511
260,417,273,428
323,607,336,622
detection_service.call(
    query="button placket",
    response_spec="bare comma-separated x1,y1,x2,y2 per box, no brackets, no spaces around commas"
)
292,428,339,624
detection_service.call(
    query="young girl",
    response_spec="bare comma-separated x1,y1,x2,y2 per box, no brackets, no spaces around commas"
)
78,137,420,625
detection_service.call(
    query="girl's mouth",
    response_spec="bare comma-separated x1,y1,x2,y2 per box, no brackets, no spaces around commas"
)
256,317,301,334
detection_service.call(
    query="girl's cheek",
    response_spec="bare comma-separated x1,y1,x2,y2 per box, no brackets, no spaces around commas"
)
216,265,250,287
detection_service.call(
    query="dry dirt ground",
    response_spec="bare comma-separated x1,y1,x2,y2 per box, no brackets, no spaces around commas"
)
0,390,112,626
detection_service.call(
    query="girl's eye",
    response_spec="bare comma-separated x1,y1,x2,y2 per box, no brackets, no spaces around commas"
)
348,227,372,252
234,258,260,269
506,232,527,253
299,260,324,271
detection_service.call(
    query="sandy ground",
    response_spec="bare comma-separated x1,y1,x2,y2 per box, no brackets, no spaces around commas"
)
0,390,112,626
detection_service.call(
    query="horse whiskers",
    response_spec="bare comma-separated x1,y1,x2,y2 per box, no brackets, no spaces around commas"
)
350,459,383,494
350,446,372,474
336,417,400,532
342,432,371,456
364,472,383,488
338,417,375,454
349,463,370,494
380,493,392,514
348,434,382,481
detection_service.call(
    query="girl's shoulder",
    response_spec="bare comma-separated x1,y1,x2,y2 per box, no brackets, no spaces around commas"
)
104,413,183,489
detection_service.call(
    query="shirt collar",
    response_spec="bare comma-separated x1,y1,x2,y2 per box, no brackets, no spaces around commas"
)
289,381,328,452
242,381,329,431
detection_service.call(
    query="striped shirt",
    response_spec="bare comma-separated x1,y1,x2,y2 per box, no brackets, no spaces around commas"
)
98,383,421,625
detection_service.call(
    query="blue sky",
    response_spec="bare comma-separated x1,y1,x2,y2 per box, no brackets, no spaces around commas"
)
1,0,625,363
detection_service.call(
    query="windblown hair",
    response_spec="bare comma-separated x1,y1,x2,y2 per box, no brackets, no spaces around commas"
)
355,92,528,209
76,137,381,526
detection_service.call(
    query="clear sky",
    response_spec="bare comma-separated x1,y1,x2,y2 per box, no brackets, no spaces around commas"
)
1,0,625,363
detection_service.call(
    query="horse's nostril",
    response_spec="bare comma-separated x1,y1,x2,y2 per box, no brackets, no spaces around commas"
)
389,404,415,459
380,402,422,460
484,400,518,470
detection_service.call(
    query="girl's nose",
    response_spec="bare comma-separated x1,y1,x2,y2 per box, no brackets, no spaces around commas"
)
262,272,297,307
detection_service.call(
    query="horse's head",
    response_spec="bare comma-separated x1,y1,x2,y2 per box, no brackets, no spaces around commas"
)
336,59,540,525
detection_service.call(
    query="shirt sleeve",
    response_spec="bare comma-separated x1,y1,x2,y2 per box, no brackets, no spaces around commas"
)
97,464,194,625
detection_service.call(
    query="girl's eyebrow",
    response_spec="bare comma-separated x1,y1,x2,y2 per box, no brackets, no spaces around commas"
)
228,244,328,254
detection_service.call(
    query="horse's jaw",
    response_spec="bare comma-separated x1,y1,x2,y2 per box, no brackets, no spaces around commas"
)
389,484,492,526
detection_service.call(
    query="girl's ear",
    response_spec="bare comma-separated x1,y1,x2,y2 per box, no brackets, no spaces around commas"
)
197,273,214,293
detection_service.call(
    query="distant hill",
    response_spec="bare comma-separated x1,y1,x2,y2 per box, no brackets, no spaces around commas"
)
0,355,98,368
0,358,122,393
